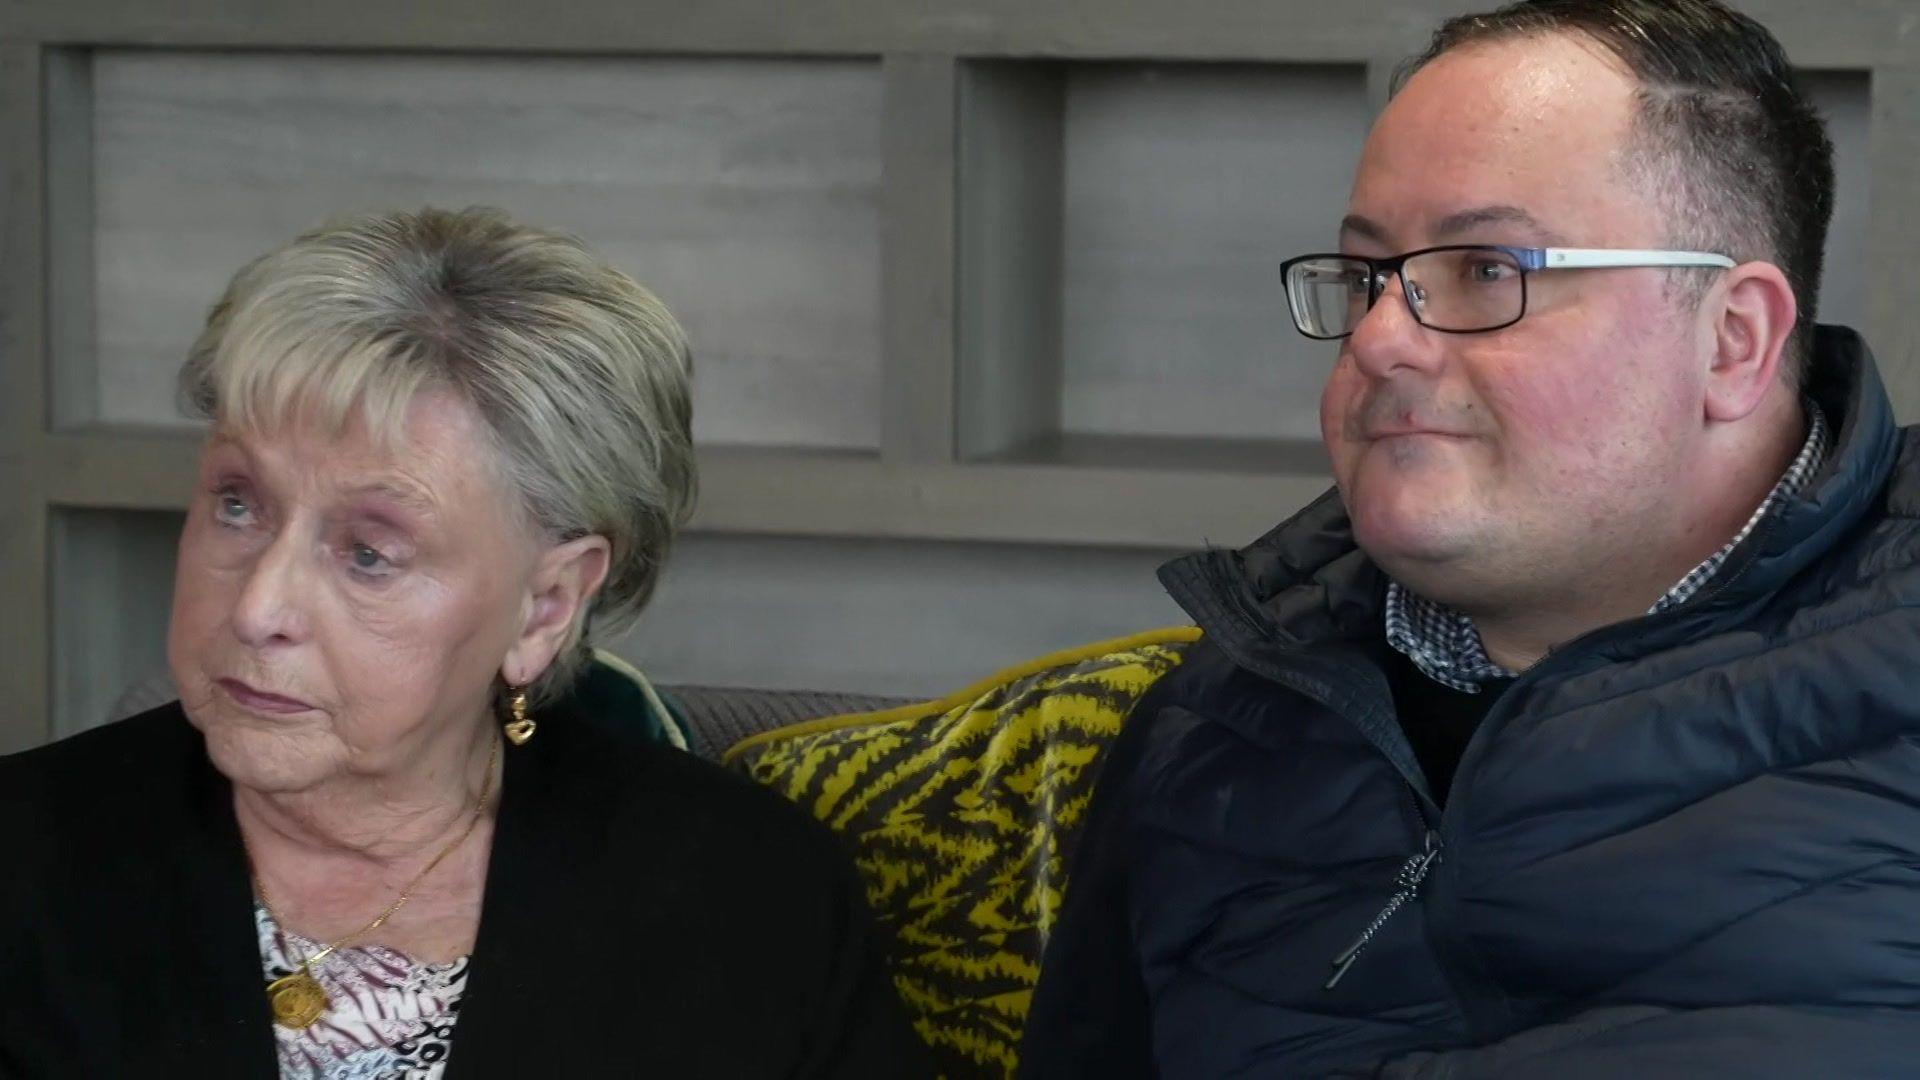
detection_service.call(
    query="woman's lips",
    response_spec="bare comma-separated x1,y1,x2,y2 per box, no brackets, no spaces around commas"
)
217,678,314,714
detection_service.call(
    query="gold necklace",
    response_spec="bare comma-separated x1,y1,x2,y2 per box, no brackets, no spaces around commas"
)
251,733,500,1029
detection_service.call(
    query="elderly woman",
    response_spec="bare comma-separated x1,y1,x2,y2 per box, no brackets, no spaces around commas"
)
0,207,923,1078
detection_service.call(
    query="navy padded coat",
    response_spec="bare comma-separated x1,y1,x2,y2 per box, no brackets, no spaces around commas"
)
1021,327,1920,1078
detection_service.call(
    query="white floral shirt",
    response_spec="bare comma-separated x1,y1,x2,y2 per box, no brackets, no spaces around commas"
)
254,904,468,1080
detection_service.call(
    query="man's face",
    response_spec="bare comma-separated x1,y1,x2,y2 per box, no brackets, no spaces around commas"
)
1322,33,1713,607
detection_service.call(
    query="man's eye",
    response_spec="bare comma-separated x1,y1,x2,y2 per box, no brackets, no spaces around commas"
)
1466,260,1514,283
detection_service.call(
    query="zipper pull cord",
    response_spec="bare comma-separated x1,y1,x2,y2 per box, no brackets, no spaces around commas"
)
1324,835,1442,991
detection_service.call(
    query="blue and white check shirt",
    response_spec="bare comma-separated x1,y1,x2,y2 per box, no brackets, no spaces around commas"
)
1385,405,1830,692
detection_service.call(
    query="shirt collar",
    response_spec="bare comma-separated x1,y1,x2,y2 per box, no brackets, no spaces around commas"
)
1386,403,1830,692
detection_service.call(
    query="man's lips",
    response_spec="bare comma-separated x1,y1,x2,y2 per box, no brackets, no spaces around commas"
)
1364,427,1470,440
217,678,315,714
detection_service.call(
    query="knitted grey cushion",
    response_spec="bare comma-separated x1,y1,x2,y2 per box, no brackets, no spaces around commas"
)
665,685,916,761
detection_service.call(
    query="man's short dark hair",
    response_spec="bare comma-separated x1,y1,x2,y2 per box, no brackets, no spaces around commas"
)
1395,0,1836,385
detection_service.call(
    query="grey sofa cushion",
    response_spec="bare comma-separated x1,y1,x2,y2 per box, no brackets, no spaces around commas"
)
665,685,914,760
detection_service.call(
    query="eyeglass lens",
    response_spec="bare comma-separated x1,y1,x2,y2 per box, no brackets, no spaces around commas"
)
1286,248,1527,338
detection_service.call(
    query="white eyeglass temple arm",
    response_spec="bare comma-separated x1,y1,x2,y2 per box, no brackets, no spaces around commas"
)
1542,248,1736,269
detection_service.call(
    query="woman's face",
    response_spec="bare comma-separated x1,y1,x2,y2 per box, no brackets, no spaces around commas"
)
168,390,545,794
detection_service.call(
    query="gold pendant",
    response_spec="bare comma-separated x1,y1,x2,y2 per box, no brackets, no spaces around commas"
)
267,968,330,1029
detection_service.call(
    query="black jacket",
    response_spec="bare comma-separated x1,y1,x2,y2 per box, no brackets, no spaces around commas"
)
1022,327,1920,1078
0,696,927,1078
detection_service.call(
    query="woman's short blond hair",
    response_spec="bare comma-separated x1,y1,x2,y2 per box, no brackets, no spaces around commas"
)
179,205,696,702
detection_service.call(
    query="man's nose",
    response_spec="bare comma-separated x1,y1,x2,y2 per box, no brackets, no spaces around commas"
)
230,530,312,650
1346,272,1445,380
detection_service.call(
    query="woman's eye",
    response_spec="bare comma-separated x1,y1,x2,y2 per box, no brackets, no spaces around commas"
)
349,543,393,575
213,490,254,525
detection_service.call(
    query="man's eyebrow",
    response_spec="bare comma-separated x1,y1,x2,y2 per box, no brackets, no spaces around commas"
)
1431,205,1567,244
1339,214,1389,244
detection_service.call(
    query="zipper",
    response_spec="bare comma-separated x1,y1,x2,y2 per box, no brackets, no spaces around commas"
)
1324,828,1442,990
1395,578,1756,1010
1191,571,1453,994
1185,525,1774,1000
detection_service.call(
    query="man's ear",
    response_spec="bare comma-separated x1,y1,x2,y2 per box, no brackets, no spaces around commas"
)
1703,261,1799,424
500,534,612,688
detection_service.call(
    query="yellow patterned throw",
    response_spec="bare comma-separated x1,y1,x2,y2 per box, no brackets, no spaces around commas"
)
725,627,1201,1078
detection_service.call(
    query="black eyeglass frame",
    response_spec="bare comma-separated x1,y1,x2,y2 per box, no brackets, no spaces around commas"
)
1278,244,1737,340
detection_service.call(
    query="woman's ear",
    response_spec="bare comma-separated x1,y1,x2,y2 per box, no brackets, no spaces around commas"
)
499,534,612,687
1703,260,1799,424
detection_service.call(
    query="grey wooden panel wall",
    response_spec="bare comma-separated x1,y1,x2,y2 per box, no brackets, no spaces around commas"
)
84,51,885,450
49,509,181,739
6,0,1913,753
1059,63,1369,446
1805,73,1872,334
560,535,1184,699
74,54,1877,450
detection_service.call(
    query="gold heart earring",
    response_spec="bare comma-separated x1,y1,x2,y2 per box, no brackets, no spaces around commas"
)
502,684,536,745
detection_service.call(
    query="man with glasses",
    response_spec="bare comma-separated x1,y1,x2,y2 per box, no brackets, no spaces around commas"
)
1022,1,1920,1075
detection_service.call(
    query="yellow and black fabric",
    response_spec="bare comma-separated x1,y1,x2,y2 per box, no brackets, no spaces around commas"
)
725,627,1201,1078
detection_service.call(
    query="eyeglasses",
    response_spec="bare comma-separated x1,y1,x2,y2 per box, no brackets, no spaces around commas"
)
1278,245,1735,339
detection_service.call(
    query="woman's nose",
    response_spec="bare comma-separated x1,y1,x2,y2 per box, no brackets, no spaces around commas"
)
229,530,312,649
